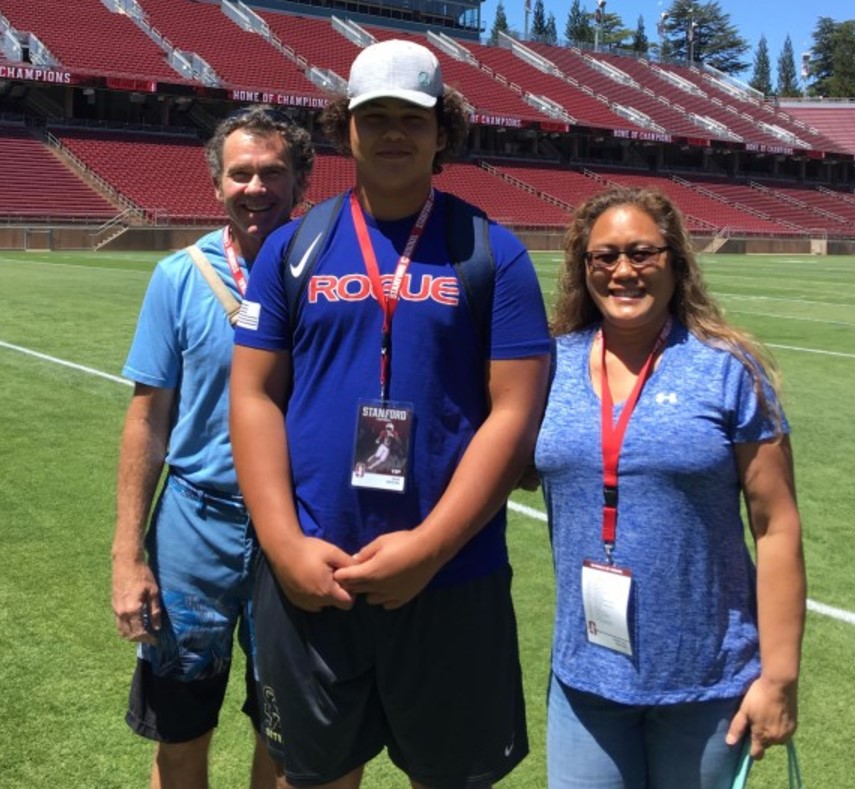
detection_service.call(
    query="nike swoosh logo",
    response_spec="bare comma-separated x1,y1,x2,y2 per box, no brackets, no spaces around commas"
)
289,232,322,278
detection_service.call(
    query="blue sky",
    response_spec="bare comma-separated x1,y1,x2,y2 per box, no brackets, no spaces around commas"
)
478,0,854,80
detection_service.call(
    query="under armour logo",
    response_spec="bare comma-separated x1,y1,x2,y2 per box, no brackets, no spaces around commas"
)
655,392,678,405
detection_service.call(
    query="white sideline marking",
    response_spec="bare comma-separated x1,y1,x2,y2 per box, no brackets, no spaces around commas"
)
0,341,131,386
768,344,855,360
723,309,854,328
715,291,852,309
3,339,853,629
0,256,148,273
507,501,854,628
807,600,855,627
717,293,855,309
508,500,547,523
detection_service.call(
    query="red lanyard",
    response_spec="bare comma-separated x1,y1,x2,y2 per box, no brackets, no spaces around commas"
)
222,227,249,297
349,190,435,401
599,317,672,563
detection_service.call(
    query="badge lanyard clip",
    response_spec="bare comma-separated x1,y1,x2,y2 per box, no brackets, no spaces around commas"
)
602,484,618,565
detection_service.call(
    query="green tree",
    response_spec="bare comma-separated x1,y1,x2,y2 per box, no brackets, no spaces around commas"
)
565,0,593,46
531,0,548,41
660,0,750,74
806,16,837,96
776,35,801,97
827,21,855,97
806,18,855,98
749,35,773,95
487,0,510,46
596,11,633,52
631,15,649,56
545,12,558,45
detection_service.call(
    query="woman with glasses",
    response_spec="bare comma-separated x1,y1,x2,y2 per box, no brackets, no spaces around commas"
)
535,187,806,788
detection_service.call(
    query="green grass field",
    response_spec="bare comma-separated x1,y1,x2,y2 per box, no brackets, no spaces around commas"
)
1,249,853,788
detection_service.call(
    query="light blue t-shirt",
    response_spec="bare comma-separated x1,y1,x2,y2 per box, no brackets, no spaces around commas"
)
535,321,787,704
123,227,246,494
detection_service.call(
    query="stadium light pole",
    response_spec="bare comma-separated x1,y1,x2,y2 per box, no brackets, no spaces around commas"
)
687,8,698,64
657,11,669,61
594,0,607,53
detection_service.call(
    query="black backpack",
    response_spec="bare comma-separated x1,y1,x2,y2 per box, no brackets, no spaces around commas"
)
281,191,496,351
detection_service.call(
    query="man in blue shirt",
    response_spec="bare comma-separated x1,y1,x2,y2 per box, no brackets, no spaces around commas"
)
110,106,313,788
231,40,551,789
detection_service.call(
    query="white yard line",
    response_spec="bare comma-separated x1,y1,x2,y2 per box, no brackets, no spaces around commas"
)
506,502,855,628
0,256,150,272
2,338,852,628
0,340,131,386
723,309,854,327
768,344,855,360
716,293,855,309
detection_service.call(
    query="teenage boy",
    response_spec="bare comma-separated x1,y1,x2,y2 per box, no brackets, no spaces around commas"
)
230,41,550,789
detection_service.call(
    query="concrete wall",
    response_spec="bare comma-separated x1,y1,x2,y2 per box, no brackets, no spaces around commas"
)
2,225,854,256
0,225,219,252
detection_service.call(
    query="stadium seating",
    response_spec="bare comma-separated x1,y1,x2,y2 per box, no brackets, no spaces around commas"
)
485,159,604,208
387,35,552,123
782,104,855,155
137,0,319,96
0,0,179,82
465,42,635,130
584,168,796,235
795,186,855,224
0,123,118,221
2,1,851,238
303,150,355,207
52,128,224,222
524,43,846,154
258,12,361,83
434,161,571,226
697,178,853,236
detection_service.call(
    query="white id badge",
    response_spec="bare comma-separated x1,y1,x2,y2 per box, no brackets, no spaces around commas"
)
581,559,633,656
351,401,413,493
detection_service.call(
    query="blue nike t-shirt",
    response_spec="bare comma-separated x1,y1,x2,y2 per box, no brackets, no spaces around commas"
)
234,190,550,587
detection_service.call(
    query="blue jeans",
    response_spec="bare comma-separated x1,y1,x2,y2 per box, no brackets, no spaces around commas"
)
547,673,744,789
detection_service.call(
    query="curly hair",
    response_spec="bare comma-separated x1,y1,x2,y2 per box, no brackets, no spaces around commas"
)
554,186,783,431
319,87,469,174
204,105,314,205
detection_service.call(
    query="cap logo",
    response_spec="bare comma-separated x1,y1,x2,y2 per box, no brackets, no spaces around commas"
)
418,72,431,87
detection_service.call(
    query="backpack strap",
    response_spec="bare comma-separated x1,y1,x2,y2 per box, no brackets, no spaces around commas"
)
281,191,495,351
282,192,346,333
444,193,495,354
187,243,241,326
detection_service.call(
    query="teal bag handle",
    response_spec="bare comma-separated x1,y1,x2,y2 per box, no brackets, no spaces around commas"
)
731,740,804,789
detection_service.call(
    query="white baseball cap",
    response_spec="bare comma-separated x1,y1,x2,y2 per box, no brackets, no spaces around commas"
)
347,39,443,111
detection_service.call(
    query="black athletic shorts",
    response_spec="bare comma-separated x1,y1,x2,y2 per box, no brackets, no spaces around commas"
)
254,558,529,787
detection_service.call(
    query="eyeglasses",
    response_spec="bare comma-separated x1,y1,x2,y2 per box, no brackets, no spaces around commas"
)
584,245,670,271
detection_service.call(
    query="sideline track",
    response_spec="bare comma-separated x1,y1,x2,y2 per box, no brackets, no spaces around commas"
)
3,338,853,628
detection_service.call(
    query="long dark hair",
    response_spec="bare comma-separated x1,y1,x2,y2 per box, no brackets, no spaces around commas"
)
555,186,784,432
